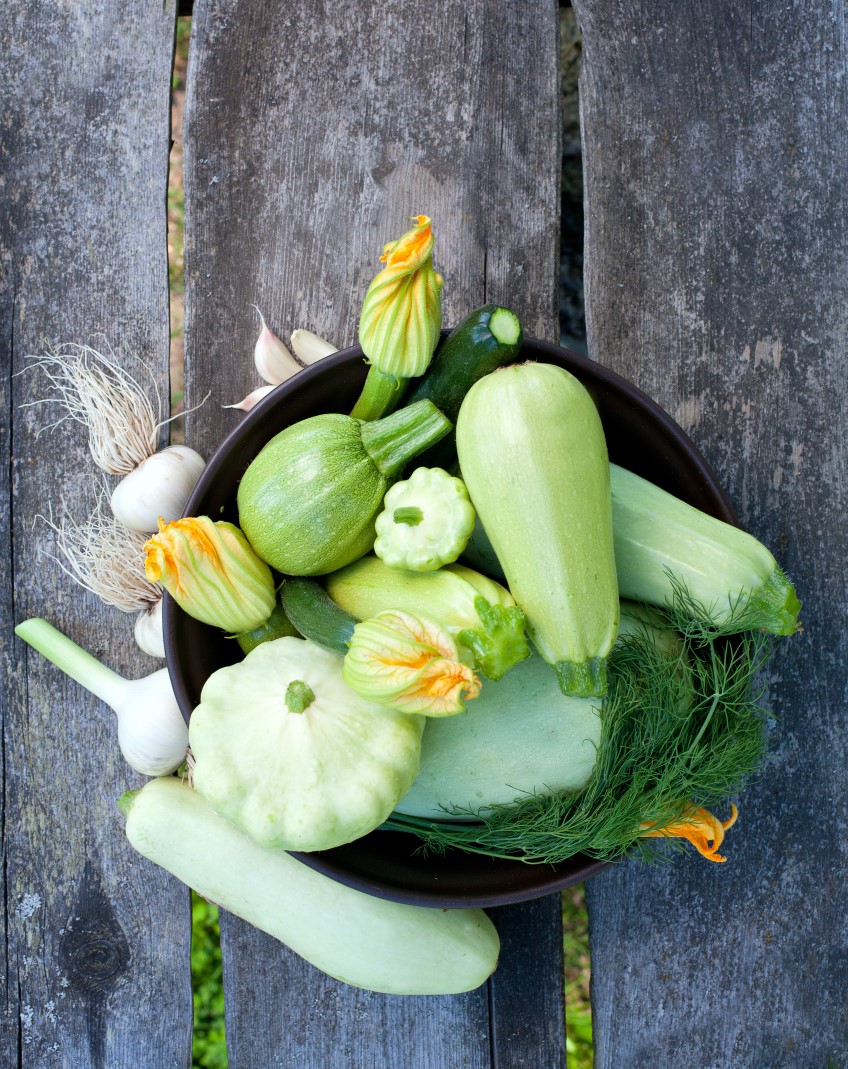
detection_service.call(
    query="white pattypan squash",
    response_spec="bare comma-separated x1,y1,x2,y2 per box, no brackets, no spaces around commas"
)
189,636,424,852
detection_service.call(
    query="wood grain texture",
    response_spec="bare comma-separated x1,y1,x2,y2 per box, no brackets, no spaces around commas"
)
182,0,564,1064
573,1,848,1066
1,3,193,1067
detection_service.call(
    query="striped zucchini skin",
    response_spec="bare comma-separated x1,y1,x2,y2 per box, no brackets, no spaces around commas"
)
456,363,619,697
238,414,384,575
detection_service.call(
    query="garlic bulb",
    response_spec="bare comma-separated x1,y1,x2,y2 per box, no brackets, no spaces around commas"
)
15,618,188,777
135,598,165,658
113,668,188,776
290,329,338,364
23,345,208,535
110,444,205,533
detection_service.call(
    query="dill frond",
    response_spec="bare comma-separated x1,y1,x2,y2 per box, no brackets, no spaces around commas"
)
384,587,777,865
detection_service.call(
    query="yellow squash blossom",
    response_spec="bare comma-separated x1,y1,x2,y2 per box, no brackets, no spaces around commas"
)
358,214,444,380
343,608,480,716
640,802,739,863
144,516,276,634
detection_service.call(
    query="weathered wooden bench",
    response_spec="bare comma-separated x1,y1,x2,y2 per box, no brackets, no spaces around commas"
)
3,2,845,1066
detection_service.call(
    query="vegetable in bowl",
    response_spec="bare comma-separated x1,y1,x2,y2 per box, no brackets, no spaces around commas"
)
164,332,799,907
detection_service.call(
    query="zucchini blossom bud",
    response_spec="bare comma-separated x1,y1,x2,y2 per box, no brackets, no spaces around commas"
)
343,609,481,717
358,215,444,379
144,516,276,634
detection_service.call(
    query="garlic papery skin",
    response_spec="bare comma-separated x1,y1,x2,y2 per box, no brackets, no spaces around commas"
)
223,384,276,412
135,597,165,658
15,618,188,777
290,329,338,364
110,444,206,533
253,307,302,385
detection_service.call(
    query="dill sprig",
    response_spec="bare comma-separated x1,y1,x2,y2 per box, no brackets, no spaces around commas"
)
384,586,775,864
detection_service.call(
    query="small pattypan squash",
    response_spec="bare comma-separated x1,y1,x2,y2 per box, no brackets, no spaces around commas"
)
189,636,424,852
374,467,476,572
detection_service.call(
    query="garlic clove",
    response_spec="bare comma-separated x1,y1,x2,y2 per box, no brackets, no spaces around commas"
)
253,306,301,384
223,384,276,412
110,444,206,533
135,598,165,658
290,329,338,364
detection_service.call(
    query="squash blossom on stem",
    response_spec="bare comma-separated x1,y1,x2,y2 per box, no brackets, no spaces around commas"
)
639,802,739,863
343,609,481,717
351,215,444,421
144,516,276,634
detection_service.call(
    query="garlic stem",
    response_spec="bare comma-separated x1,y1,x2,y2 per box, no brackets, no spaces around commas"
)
15,618,188,776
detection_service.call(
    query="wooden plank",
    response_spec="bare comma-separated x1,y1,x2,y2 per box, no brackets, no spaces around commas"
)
182,0,563,1064
1,3,193,1066
573,1,848,1065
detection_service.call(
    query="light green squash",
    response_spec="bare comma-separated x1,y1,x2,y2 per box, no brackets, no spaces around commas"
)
394,603,680,820
125,777,500,995
189,636,424,852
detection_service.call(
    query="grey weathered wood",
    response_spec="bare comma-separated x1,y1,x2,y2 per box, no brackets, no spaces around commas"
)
1,3,193,1066
573,1,848,1066
182,0,564,1064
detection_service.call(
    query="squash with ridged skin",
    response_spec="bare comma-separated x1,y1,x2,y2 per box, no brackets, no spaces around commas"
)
189,636,423,852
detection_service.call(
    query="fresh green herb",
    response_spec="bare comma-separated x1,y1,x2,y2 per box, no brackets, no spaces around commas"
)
384,585,774,864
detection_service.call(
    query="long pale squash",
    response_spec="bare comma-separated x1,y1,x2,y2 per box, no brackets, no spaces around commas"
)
124,776,499,995
456,363,619,697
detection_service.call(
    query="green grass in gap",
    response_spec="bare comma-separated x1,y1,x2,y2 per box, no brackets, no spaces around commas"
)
191,892,228,1069
562,885,593,1068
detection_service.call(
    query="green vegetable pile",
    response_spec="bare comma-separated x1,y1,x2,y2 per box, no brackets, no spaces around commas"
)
141,213,799,870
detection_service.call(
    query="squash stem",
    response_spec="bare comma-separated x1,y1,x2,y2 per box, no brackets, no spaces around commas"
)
554,656,608,699
285,680,315,714
360,399,452,478
350,367,407,421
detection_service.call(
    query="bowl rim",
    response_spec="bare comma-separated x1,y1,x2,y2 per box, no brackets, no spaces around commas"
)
164,333,736,907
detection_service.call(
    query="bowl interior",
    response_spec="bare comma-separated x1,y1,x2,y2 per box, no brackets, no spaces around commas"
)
164,336,735,907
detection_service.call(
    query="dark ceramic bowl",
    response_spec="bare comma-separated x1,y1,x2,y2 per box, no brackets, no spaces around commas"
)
164,335,735,908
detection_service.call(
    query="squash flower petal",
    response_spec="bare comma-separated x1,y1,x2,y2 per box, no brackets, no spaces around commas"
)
639,802,739,862
343,608,480,716
144,516,276,634
358,215,444,379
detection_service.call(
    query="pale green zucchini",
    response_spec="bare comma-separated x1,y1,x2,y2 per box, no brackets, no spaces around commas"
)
125,777,499,995
461,463,800,636
609,464,800,634
394,603,677,820
325,555,530,680
456,363,619,697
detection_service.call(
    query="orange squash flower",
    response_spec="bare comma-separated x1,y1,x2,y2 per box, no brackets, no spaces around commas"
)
639,802,739,862
343,608,480,716
144,516,275,634
358,215,444,379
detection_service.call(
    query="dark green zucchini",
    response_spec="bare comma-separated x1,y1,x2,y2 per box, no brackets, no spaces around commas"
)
280,577,357,655
236,599,299,654
404,305,522,470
